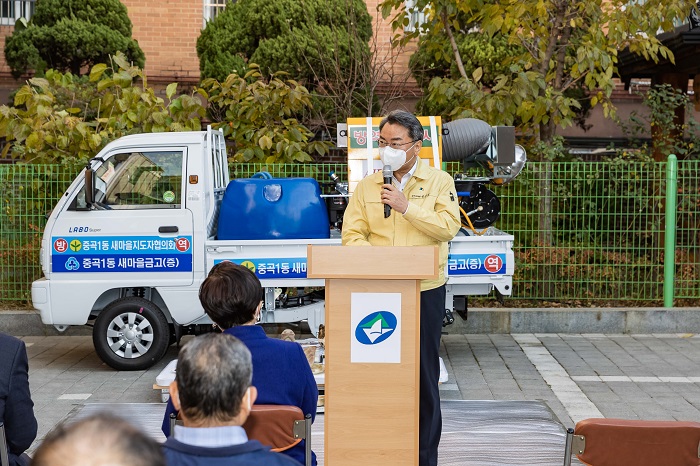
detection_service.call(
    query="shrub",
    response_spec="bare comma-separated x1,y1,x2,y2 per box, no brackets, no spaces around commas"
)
197,0,374,128
4,0,145,78
0,53,205,164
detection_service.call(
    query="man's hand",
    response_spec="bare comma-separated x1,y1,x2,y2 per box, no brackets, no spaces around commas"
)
381,183,409,214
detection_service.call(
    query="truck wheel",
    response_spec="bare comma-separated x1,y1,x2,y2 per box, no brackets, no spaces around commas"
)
93,297,170,371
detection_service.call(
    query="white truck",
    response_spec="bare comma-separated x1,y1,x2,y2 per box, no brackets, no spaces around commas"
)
31,124,518,370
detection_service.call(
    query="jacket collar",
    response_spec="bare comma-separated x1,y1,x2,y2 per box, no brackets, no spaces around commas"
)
224,325,267,340
164,437,266,457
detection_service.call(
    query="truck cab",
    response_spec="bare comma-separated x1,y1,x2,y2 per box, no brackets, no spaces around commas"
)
32,128,228,369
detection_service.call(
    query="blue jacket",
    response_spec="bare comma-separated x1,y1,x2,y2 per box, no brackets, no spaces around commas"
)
0,332,37,466
163,438,302,466
162,326,318,465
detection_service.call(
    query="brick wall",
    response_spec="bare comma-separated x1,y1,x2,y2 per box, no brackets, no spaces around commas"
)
0,29,11,76
366,0,420,96
122,0,201,85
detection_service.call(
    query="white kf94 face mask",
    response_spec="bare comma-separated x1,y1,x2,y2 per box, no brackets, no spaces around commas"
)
379,141,418,171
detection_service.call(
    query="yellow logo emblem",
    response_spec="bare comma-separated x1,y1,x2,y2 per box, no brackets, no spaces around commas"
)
240,261,256,272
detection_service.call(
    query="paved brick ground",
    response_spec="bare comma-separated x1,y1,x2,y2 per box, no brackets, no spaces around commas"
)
16,332,700,460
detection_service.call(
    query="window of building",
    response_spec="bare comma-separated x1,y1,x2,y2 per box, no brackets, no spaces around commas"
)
404,0,427,33
203,0,229,24
0,0,34,26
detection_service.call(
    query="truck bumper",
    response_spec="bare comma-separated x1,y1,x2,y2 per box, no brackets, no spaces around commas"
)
32,278,52,324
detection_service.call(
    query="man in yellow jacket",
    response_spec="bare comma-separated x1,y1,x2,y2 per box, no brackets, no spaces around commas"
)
342,110,461,466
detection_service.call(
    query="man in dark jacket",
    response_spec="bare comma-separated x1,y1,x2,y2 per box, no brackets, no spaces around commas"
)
163,332,301,466
0,331,37,466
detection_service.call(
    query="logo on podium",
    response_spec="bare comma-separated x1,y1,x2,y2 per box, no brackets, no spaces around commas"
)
355,311,397,345
351,293,402,363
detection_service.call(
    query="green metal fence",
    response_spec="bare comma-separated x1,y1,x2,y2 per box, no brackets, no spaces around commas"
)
1,164,78,304
2,159,698,306
499,160,671,304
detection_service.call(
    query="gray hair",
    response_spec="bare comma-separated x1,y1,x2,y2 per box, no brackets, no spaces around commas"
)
176,333,253,424
31,413,165,466
379,110,424,142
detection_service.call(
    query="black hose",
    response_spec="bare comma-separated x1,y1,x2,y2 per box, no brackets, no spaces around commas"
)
442,118,492,162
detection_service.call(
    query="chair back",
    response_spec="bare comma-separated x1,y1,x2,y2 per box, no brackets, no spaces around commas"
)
0,422,9,466
243,405,305,452
169,405,312,466
564,418,700,466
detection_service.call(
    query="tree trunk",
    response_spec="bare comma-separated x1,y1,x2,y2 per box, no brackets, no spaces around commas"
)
537,163,554,247
537,120,556,246
651,72,687,162
649,72,687,269
440,11,467,80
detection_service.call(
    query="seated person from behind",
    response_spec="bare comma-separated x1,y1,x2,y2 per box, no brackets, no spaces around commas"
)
162,261,318,465
31,413,165,466
1,331,38,466
163,333,301,466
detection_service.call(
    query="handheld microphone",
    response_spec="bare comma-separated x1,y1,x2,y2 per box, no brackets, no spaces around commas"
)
383,164,392,218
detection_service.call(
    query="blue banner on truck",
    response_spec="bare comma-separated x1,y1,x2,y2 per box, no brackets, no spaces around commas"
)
448,253,506,275
214,258,307,279
51,236,193,272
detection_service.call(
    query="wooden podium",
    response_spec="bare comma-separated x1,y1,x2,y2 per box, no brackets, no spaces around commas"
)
307,245,438,466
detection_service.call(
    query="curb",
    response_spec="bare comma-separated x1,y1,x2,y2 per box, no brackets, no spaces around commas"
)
3,307,700,336
0,310,92,336
446,307,700,334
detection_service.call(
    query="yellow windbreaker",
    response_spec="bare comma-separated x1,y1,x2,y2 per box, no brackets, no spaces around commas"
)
341,159,461,291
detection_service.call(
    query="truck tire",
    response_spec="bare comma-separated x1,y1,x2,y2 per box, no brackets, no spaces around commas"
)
93,297,170,371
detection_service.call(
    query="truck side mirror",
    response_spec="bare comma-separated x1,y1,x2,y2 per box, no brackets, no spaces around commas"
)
85,167,95,206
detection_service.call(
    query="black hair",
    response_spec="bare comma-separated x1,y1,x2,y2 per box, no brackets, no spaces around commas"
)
199,261,263,328
379,109,424,142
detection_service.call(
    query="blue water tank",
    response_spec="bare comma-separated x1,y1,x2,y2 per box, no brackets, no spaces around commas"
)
218,178,330,240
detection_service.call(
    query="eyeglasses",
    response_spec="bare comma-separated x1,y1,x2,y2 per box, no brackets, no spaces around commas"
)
378,139,419,149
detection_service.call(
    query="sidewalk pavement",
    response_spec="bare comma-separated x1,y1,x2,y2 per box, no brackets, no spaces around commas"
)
17,332,700,457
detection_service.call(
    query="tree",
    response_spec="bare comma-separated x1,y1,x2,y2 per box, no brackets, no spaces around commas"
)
0,53,203,165
381,0,696,248
624,83,700,160
196,0,374,129
409,27,523,116
380,0,697,145
4,0,145,78
200,65,331,163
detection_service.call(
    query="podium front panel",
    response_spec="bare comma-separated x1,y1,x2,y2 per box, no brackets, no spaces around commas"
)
325,278,420,466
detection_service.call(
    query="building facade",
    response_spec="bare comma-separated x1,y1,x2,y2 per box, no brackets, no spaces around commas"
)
0,0,416,100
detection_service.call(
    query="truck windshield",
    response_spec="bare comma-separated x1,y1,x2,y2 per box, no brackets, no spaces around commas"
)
70,151,183,210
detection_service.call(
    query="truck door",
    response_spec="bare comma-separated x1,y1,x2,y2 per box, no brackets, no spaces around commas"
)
49,148,194,296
